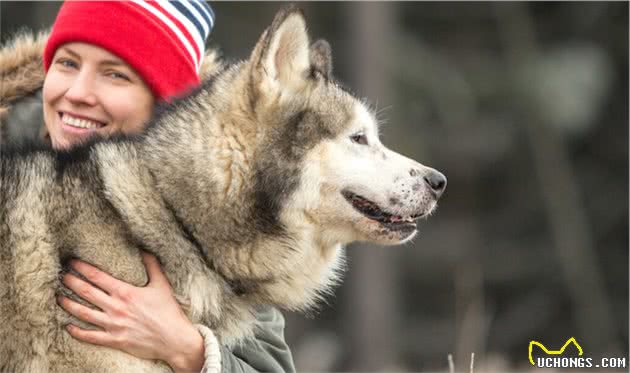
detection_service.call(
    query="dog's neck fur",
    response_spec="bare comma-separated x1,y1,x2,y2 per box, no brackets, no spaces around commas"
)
94,9,345,337
130,63,340,312
136,52,346,314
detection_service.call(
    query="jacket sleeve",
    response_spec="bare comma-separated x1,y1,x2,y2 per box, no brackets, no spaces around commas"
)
193,306,296,373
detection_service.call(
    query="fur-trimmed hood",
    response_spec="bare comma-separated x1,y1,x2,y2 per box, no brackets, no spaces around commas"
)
0,31,223,145
0,31,48,122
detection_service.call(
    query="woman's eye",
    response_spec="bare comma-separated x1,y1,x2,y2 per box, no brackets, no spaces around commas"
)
55,59,78,69
350,133,368,145
108,71,130,81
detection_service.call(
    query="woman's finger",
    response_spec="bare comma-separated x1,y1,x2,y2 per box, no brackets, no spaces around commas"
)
70,259,126,295
141,252,169,288
62,273,112,311
58,295,110,328
65,324,115,348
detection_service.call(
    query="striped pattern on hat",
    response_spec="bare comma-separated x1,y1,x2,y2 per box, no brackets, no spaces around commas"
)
129,0,214,72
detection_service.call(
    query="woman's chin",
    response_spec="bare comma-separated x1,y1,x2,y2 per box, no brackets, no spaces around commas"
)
54,125,104,149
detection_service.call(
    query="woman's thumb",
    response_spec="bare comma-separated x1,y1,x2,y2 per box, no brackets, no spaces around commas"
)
141,251,168,287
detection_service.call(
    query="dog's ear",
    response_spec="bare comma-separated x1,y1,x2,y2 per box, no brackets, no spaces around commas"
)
250,7,312,98
310,39,332,81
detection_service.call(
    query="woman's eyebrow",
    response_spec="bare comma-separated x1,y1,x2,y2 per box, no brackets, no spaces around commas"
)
58,48,126,68
59,47,80,59
100,59,127,67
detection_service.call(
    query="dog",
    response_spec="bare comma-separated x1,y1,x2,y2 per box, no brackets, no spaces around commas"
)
0,7,446,372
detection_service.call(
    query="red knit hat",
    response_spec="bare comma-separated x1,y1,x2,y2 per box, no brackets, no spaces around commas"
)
43,0,215,101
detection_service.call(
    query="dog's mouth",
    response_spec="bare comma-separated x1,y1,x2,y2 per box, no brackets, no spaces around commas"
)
342,190,423,230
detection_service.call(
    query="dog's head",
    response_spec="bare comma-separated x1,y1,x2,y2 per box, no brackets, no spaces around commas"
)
237,7,446,246
152,7,449,310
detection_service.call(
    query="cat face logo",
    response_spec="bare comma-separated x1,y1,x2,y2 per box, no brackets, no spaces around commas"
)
528,337,584,365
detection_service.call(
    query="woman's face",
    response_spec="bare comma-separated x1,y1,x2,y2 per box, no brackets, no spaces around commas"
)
43,42,155,150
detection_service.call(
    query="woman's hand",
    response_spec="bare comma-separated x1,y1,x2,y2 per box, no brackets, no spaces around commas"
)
57,252,206,373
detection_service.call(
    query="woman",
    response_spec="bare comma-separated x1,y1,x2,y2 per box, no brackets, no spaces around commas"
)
0,1,295,372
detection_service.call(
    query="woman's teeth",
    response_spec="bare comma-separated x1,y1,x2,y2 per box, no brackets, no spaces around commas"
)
62,114,103,129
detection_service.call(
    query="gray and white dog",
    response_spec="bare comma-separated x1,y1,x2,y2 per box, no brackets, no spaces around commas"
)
0,7,446,372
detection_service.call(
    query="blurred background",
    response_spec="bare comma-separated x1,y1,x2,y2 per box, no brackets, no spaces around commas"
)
2,2,628,372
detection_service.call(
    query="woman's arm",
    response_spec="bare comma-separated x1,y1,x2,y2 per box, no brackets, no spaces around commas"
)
57,252,295,373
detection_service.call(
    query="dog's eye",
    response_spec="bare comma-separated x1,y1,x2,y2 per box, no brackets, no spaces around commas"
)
350,133,368,145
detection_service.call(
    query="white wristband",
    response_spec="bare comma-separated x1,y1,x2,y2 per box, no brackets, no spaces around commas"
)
194,324,222,373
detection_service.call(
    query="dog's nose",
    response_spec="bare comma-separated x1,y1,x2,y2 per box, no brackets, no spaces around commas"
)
424,171,447,198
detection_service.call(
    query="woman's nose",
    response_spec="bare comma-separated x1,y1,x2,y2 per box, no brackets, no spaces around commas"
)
64,71,98,106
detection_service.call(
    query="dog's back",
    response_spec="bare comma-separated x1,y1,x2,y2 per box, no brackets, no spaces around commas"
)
0,151,57,372
0,148,170,372
1,151,68,372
